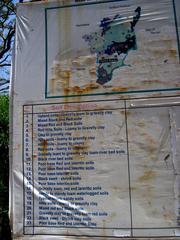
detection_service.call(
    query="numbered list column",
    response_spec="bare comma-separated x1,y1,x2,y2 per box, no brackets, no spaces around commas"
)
23,105,34,234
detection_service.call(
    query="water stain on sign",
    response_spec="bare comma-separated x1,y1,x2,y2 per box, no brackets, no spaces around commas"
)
40,139,48,157
138,169,156,182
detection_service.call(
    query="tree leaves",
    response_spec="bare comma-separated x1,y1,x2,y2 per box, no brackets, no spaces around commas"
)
0,96,10,239
0,0,15,94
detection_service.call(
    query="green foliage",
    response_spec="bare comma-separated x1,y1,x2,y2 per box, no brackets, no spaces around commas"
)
0,0,15,60
0,96,11,239
0,95,9,180
0,0,16,94
0,0,25,94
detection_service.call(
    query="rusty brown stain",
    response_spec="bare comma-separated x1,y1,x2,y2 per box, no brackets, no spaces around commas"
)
121,110,132,116
130,186,137,191
119,110,125,116
150,154,158,161
150,49,166,56
64,82,99,95
64,87,71,95
161,206,174,221
136,132,158,154
40,139,48,158
142,185,154,198
58,70,71,80
147,136,158,153
138,169,156,182
83,56,96,65
89,67,96,77
49,78,56,94
72,141,89,162
142,79,163,84
137,141,157,155
163,212,174,222
139,131,148,137
49,6,72,97
169,49,177,58
62,0,71,5
57,113,65,123
49,67,72,97
72,145,88,151
111,87,129,92
137,120,145,127
47,166,54,171
151,93,162,97
112,186,123,193
131,184,154,200
72,86,84,94
61,70,71,96
109,212,116,221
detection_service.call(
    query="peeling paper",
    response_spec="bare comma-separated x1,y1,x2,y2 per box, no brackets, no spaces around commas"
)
10,0,180,239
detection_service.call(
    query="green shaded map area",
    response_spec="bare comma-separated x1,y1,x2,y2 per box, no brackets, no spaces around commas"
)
83,7,141,85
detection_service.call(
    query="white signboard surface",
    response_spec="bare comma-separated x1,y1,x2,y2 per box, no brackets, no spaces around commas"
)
10,0,180,239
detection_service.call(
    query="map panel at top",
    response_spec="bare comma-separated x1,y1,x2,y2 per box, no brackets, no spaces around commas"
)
45,0,180,98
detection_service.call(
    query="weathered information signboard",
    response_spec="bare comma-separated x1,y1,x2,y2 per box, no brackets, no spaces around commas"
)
10,0,180,239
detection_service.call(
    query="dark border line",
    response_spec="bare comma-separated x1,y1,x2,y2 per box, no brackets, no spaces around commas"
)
32,106,35,235
127,104,180,110
124,100,133,236
28,226,131,230
45,0,127,11
24,94,180,107
45,8,48,99
25,226,180,229
46,88,180,99
29,108,125,115
22,106,25,234
23,103,180,116
24,103,180,115
172,0,180,62
23,106,34,234
23,232,180,239
22,103,180,117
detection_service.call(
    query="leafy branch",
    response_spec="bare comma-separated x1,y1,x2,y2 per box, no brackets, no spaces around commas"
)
0,0,16,66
